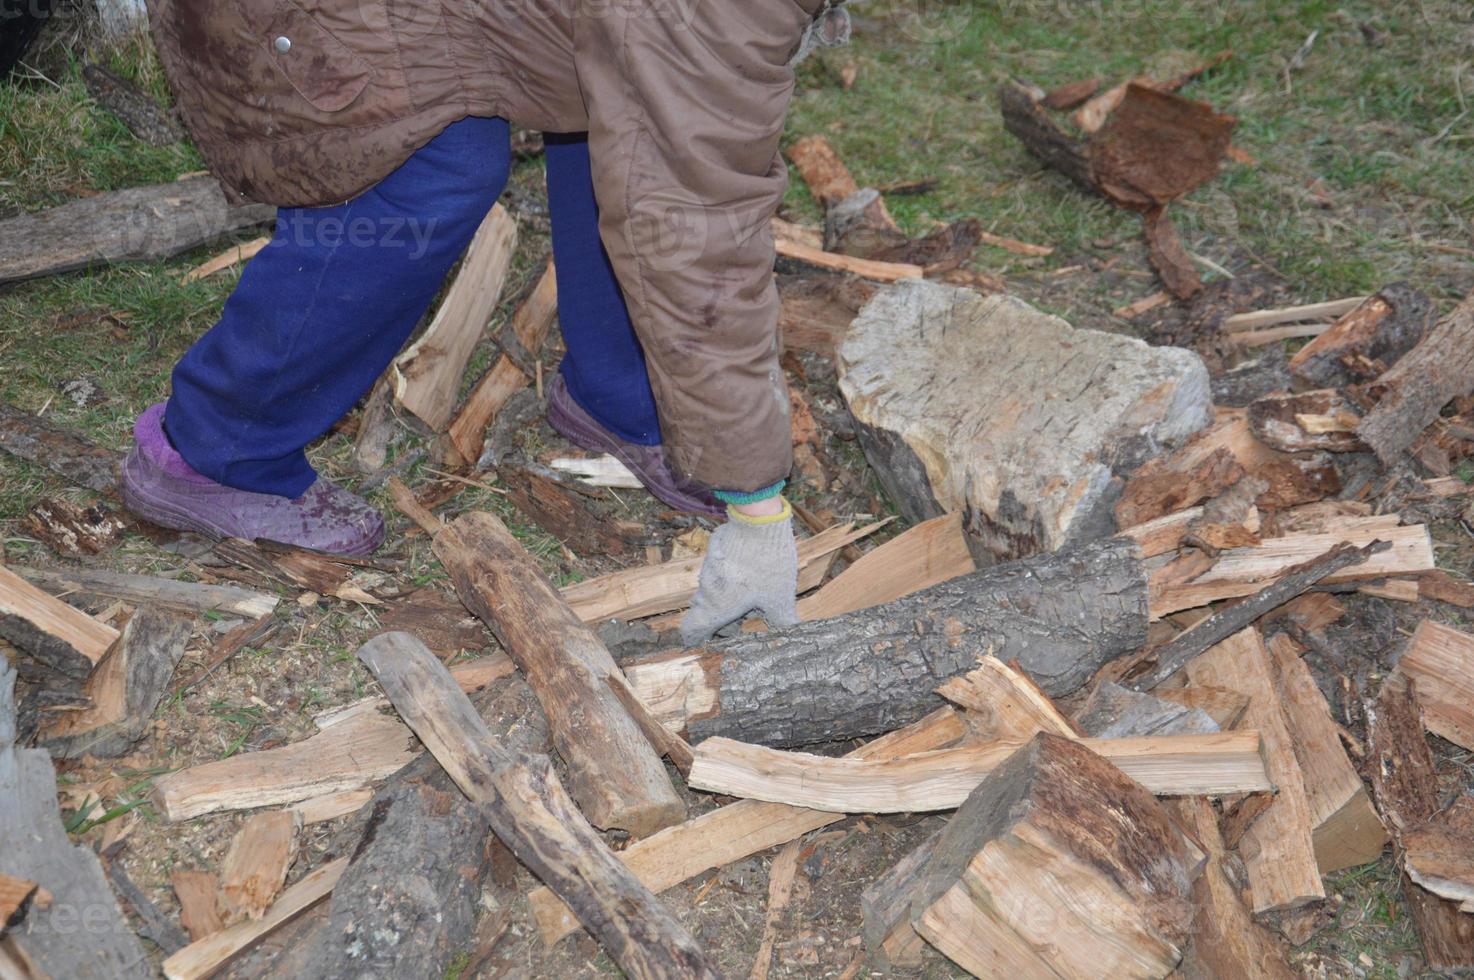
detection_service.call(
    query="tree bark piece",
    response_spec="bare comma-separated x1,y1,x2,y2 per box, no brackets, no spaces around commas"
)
749,840,800,980
0,660,150,978
1000,80,1094,188
81,62,184,145
907,734,1200,980
1148,526,1427,619
623,536,1148,746
0,563,118,678
687,729,1269,811
862,830,942,970
433,511,684,835
24,498,128,555
1168,796,1298,980
38,605,191,759
1288,284,1433,388
1366,674,1474,971
0,177,274,285
1404,794,1474,906
14,565,278,619
351,374,396,475
1142,206,1202,299
499,466,640,556
392,204,518,431
839,280,1211,559
1178,628,1324,914
151,707,419,820
528,706,967,946
1075,680,1219,738
1266,633,1388,873
162,859,345,980
218,811,300,923
1124,540,1390,689
172,870,225,942
357,632,720,979
796,512,973,621
1358,288,1474,463
1395,619,1474,751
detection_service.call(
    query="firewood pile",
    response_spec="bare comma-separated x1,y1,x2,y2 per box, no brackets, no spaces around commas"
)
4,69,1474,980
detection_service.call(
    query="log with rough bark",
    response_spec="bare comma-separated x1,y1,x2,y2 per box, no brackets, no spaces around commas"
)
14,565,278,619
686,729,1270,811
839,280,1211,559
1266,633,1388,873
0,401,120,493
218,811,300,924
433,511,683,835
623,536,1147,746
1168,796,1298,979
1287,283,1433,388
0,563,118,678
0,177,275,285
1395,619,1474,751
528,707,968,946
38,606,190,759
0,660,150,978
1358,288,1474,463
1366,674,1474,971
1178,628,1324,914
905,734,1200,979
392,204,518,430
358,633,720,979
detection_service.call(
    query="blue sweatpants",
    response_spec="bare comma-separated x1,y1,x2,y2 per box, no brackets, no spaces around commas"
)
166,117,661,498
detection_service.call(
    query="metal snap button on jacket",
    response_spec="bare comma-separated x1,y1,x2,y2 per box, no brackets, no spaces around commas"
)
273,35,291,53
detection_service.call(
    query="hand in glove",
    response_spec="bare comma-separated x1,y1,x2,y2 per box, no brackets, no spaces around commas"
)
679,498,798,647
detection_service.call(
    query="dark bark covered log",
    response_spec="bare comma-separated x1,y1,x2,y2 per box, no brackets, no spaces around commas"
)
278,674,548,980
0,177,275,285
358,633,720,980
999,81,1093,189
0,660,151,978
81,63,184,146
0,399,120,492
1358,288,1474,464
1288,283,1433,389
433,511,683,836
624,537,1147,747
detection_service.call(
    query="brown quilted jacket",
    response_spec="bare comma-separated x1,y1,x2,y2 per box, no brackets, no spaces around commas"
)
151,0,825,492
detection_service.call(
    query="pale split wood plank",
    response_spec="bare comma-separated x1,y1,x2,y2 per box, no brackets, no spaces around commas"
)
796,513,973,621
686,730,1270,812
1395,619,1474,751
218,810,300,923
0,562,119,676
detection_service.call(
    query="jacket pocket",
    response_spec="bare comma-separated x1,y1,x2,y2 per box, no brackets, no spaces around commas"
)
264,0,370,112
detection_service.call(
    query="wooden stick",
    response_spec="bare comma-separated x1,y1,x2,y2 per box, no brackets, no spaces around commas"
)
392,204,518,430
180,235,270,283
527,707,968,945
162,859,345,980
14,565,278,619
774,238,923,281
1221,297,1368,333
1124,540,1390,690
686,730,1270,811
433,512,684,835
357,633,720,979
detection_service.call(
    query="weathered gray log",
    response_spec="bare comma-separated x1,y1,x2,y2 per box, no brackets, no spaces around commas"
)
0,660,151,978
624,536,1147,747
0,177,275,285
39,606,191,759
838,280,1211,560
1357,287,1474,464
0,400,120,491
279,673,549,980
16,566,279,619
358,633,720,980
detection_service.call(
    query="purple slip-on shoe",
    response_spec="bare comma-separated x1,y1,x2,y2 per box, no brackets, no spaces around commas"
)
545,374,724,518
119,402,385,557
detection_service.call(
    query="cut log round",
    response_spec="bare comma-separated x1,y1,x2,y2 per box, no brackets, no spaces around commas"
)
838,280,1211,559
623,536,1147,747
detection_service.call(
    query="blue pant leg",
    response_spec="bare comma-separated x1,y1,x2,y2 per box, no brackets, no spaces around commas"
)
544,132,661,446
166,117,512,497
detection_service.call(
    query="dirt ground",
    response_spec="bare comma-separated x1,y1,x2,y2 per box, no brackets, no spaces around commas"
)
4,2,1474,978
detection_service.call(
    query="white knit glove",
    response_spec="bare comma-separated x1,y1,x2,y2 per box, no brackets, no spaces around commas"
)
679,500,799,646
